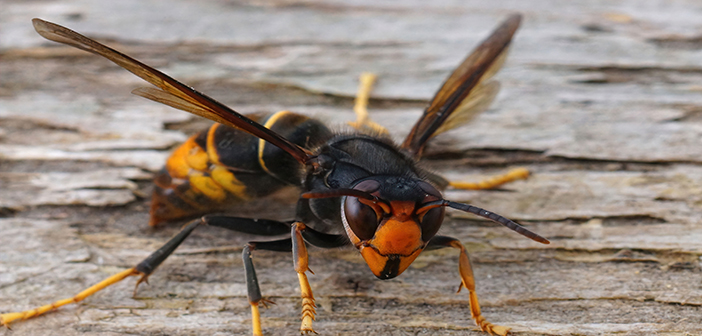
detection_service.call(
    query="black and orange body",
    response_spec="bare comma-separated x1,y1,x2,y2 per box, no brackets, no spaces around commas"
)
5,15,553,336
150,111,333,226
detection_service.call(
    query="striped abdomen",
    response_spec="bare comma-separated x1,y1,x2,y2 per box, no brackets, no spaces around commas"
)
149,111,332,226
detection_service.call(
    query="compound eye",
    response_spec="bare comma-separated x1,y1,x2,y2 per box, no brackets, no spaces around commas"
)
416,181,444,242
344,197,380,241
419,206,444,242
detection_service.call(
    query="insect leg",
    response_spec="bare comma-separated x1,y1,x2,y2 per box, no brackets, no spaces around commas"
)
0,219,201,328
427,235,511,336
207,216,345,335
201,215,299,336
287,222,348,334
242,239,292,336
0,268,140,327
347,72,388,135
0,216,294,330
203,215,291,335
449,167,530,190
291,222,317,334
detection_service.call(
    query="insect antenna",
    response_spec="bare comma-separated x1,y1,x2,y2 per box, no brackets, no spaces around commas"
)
419,200,549,244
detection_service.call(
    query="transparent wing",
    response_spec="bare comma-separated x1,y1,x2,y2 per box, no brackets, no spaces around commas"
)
434,80,500,136
401,14,520,157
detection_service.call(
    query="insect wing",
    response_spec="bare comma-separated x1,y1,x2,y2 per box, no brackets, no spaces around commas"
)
433,80,500,136
32,18,313,164
132,87,218,121
401,14,521,157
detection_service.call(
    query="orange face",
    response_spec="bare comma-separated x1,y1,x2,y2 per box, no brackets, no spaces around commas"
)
342,193,445,279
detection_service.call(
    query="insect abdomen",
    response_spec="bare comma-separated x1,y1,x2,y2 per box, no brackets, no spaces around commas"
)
149,111,332,226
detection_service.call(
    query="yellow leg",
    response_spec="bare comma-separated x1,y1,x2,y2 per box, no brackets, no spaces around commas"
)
249,298,273,336
292,222,317,334
251,303,262,336
297,272,316,334
347,72,388,135
450,240,510,336
449,167,529,190
0,268,142,327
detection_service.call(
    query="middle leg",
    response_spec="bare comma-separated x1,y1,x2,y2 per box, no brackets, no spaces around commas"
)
241,238,292,336
449,167,530,190
203,215,293,336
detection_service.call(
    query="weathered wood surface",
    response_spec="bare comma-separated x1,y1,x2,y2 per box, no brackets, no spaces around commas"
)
1,1,701,335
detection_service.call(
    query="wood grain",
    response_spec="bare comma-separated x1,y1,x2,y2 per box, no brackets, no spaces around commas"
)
1,1,701,335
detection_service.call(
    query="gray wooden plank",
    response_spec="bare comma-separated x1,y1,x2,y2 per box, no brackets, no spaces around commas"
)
1,1,701,335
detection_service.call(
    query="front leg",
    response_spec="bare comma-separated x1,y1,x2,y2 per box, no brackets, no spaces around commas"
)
291,222,317,334
428,236,511,336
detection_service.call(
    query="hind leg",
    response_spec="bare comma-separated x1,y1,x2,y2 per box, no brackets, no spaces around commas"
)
1,215,292,336
0,219,201,327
